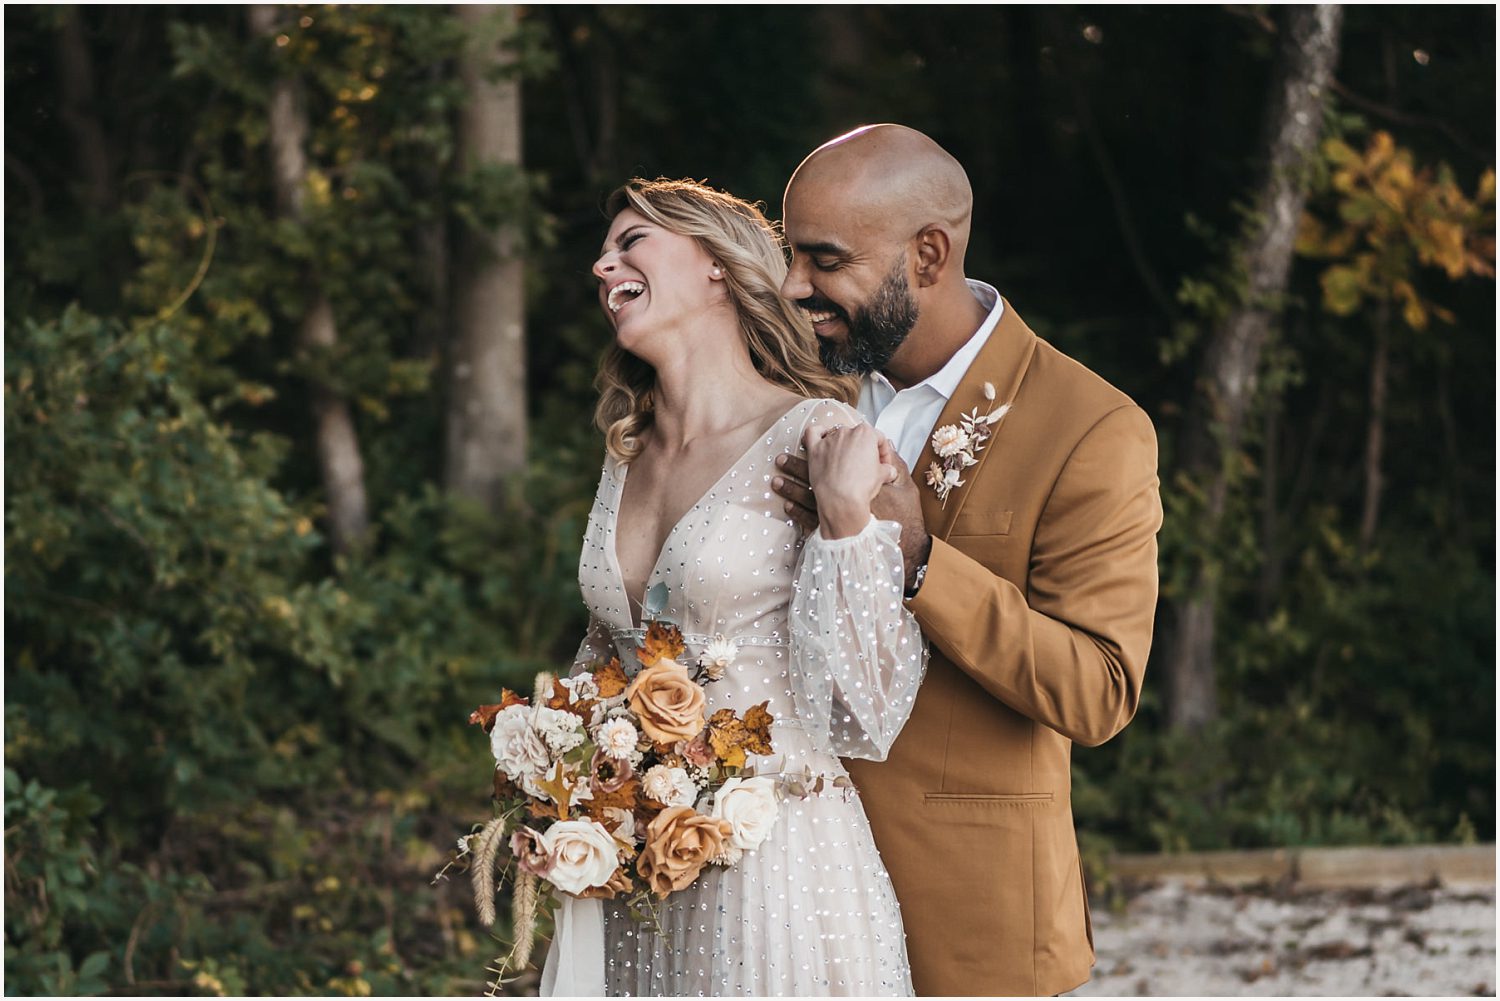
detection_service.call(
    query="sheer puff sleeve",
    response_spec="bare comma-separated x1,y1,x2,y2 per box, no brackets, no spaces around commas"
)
570,613,615,676
790,516,928,761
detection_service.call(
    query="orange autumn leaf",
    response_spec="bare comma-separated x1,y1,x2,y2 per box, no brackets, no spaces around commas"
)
580,776,641,815
468,688,528,732
594,658,628,699
706,708,749,769
637,621,686,667
741,701,775,755
546,685,596,719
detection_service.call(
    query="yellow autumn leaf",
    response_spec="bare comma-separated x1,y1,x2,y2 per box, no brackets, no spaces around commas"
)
1394,281,1428,330
534,761,574,818
1320,264,1366,316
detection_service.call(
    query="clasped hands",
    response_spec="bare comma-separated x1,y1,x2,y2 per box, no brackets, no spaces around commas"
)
772,422,933,593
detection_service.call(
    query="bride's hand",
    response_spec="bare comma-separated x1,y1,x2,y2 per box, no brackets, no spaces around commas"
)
802,422,898,539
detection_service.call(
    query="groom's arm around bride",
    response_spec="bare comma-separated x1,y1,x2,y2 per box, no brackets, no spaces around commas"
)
772,124,1162,997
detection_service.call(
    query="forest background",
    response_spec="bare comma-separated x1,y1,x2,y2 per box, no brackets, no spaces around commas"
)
5,5,1494,996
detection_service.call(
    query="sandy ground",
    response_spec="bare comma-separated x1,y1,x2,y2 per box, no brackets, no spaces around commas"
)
1069,878,1496,997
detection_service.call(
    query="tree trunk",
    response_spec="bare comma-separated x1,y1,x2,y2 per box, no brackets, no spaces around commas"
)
56,5,113,211
1164,4,1344,730
446,4,527,511
1257,395,1280,617
1358,302,1390,551
248,5,370,554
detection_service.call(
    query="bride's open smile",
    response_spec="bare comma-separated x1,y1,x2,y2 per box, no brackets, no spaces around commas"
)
592,207,728,357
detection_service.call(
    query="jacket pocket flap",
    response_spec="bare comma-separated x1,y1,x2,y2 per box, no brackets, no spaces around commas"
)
924,791,1052,805
949,509,1013,537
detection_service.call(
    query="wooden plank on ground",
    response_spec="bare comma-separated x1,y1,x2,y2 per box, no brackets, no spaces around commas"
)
1105,843,1494,887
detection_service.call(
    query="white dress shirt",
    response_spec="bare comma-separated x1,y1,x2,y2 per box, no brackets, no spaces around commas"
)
857,280,1005,469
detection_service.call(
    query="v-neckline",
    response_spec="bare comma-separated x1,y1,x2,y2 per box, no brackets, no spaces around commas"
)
608,397,815,629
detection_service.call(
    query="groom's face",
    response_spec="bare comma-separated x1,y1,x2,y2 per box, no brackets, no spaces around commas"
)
781,190,919,377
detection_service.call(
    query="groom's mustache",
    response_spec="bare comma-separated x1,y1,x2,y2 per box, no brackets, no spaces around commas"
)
795,295,848,322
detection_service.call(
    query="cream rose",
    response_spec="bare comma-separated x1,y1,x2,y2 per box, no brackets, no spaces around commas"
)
636,806,733,897
540,819,621,896
711,776,780,852
626,660,706,744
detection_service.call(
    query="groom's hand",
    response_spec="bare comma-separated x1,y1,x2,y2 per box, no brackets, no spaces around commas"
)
774,443,933,593
772,453,820,535
870,440,932,593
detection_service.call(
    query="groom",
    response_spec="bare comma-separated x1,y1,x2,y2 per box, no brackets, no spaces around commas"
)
772,125,1162,996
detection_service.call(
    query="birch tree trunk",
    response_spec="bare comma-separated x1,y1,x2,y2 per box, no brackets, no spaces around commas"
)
1164,4,1344,730
447,4,527,512
248,5,370,554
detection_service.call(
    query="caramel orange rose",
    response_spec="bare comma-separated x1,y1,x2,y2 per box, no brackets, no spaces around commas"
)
626,660,706,744
636,806,733,897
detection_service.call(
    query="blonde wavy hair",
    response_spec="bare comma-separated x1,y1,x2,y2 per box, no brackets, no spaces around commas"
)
594,178,856,462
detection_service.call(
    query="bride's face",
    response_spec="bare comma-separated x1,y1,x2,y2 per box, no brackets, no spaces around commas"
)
592,208,723,356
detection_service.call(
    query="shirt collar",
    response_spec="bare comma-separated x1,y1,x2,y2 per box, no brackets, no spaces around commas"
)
867,279,1004,402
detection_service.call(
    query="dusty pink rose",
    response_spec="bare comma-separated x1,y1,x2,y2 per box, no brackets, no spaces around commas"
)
679,731,715,768
591,747,635,793
510,826,552,878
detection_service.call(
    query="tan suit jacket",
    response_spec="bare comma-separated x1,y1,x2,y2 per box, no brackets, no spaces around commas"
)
847,299,1162,996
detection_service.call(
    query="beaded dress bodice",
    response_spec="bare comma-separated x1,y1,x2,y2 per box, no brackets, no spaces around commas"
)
574,397,924,771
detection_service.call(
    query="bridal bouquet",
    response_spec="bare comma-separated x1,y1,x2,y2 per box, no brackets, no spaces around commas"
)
455,605,779,982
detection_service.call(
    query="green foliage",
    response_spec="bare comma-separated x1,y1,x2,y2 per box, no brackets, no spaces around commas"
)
5,6,581,995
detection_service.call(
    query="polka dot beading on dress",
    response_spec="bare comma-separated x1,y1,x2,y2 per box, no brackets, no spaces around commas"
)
570,398,927,997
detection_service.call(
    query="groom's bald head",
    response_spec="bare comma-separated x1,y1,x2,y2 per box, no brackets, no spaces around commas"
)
784,124,974,265
780,125,981,382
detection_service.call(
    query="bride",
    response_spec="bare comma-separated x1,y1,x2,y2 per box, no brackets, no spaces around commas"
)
546,178,927,997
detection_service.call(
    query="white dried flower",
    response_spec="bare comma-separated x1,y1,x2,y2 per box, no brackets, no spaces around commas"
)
641,765,697,807
710,843,744,867
532,706,586,756
983,381,996,401
931,424,970,458
595,717,639,760
559,673,600,703
698,635,736,680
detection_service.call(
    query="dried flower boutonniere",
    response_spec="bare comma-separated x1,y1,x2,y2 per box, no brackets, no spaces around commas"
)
924,381,1012,506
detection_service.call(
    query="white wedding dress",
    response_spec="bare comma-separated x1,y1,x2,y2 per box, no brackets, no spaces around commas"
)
563,397,925,997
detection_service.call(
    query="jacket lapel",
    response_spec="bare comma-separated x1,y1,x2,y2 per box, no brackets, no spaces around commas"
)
911,298,1037,539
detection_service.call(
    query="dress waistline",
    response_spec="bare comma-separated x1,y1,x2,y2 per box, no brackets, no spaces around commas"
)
609,626,789,650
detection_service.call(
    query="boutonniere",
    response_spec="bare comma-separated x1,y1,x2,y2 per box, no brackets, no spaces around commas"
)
924,381,1011,507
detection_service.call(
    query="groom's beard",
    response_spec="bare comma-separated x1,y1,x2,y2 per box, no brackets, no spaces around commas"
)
805,264,919,377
